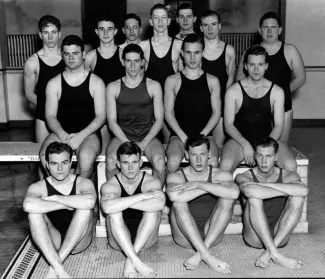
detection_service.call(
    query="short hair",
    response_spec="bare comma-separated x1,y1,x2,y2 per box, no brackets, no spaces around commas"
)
45,142,73,162
96,15,116,28
182,33,205,51
185,134,210,152
200,9,221,24
244,45,268,65
150,4,170,17
259,12,281,27
176,3,195,17
61,35,84,52
255,136,279,153
38,15,61,32
122,43,144,60
124,13,141,27
117,142,141,161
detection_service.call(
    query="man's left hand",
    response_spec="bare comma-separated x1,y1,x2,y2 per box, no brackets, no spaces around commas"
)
66,133,85,150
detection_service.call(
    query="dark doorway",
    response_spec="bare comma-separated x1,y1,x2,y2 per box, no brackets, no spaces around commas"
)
82,0,126,49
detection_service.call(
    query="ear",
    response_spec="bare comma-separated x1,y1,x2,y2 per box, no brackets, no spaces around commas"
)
208,150,211,159
116,160,121,169
38,32,42,40
95,28,99,36
193,16,197,23
275,153,278,162
140,159,143,168
121,59,125,66
122,27,126,35
141,59,145,67
244,62,248,71
114,28,118,36
200,25,203,33
184,151,189,161
139,26,143,34
82,50,86,59
149,18,153,27
176,17,179,24
167,17,171,26
258,27,262,35
58,31,62,39
218,23,221,30
265,62,268,71
278,26,282,35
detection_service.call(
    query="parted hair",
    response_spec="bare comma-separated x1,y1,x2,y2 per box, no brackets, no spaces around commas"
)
176,3,195,17
61,35,84,52
96,15,117,28
259,12,281,27
124,13,141,27
255,136,279,153
122,43,144,60
150,4,170,17
181,33,205,51
117,142,141,161
200,9,220,23
244,44,268,65
185,134,210,151
38,15,61,32
45,142,73,162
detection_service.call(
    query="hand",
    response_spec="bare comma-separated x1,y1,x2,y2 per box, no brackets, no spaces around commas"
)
168,182,199,195
242,181,257,187
243,143,255,166
214,180,234,188
66,133,85,150
142,191,165,201
136,141,147,153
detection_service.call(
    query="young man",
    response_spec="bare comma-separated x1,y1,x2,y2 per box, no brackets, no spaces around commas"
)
139,4,183,143
236,12,306,143
101,142,165,278
119,13,142,50
235,136,308,270
105,44,166,186
200,10,236,149
39,35,106,179
23,142,96,279
175,3,197,40
165,33,221,173
24,15,65,145
167,135,239,274
220,45,297,174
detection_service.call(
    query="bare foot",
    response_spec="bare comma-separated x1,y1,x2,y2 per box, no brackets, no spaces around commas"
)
183,252,202,270
123,259,137,278
55,267,72,279
201,251,231,274
255,250,271,269
44,267,57,279
271,252,303,270
133,259,157,278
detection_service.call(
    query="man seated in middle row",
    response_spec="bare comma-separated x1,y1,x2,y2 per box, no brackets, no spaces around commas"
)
101,142,165,278
164,33,221,173
105,43,166,185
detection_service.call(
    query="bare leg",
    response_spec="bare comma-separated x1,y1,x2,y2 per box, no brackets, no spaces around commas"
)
247,198,303,270
105,137,121,182
166,137,184,173
109,212,158,278
276,141,297,172
184,198,235,270
144,138,166,186
213,117,225,152
75,133,101,178
219,139,245,173
35,119,50,179
162,123,170,145
207,136,219,168
100,124,111,154
172,203,231,274
279,110,293,143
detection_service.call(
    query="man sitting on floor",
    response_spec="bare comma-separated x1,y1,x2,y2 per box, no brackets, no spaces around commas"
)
235,136,308,270
101,142,165,278
23,142,96,279
166,135,239,274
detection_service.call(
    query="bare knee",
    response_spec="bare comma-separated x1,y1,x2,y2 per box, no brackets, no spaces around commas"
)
219,158,236,173
282,159,297,172
151,155,166,174
209,156,219,168
288,196,305,211
106,155,118,176
167,158,181,173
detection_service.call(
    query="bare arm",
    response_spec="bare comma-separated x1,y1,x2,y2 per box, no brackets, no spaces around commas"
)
286,44,306,92
106,81,130,143
226,45,236,89
164,75,187,143
84,51,96,71
23,55,38,106
43,177,97,209
200,75,221,136
138,80,164,151
235,51,246,81
269,85,285,141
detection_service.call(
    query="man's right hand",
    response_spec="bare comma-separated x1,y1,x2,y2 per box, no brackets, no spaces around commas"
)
142,191,165,201
243,142,255,166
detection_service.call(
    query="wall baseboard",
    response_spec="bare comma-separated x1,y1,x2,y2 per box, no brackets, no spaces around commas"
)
292,119,325,127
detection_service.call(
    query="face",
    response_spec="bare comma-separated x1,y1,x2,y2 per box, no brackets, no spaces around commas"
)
255,146,277,173
62,45,85,70
96,21,116,43
200,15,220,40
186,144,210,172
149,8,170,33
123,52,144,77
39,24,61,48
183,42,203,69
259,18,282,44
177,9,196,31
123,18,141,42
245,54,268,81
46,151,72,181
117,154,142,180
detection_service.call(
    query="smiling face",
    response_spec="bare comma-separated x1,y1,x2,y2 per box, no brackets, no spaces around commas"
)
95,20,116,44
149,8,170,33
39,24,61,48
46,151,72,181
200,15,220,40
255,146,277,173
186,143,210,172
259,18,282,44
62,44,85,70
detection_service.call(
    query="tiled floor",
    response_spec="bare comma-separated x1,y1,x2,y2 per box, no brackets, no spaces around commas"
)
0,127,324,277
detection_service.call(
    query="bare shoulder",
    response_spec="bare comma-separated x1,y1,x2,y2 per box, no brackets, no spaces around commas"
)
235,169,253,183
106,79,121,93
139,40,149,50
26,180,47,197
166,72,181,84
226,44,236,56
173,38,183,49
47,73,61,88
24,53,39,72
142,173,161,191
282,169,302,183
212,168,233,181
283,43,301,55
85,49,97,60
146,77,161,91
206,73,220,85
101,176,120,193
77,176,95,191
167,169,185,184
226,82,240,97
90,72,105,87
270,82,284,97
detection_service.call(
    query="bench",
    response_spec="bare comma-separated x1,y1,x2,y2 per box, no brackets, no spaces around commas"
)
0,142,309,237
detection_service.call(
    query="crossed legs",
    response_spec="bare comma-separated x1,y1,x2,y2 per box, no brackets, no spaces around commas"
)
170,198,235,274
28,209,94,278
243,196,305,269
107,211,161,278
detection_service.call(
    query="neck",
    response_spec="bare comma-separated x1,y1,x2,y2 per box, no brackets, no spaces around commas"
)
42,45,60,55
204,36,220,46
49,173,72,187
261,40,281,48
246,76,265,86
183,67,203,77
256,167,276,179
189,165,209,177
99,41,116,50
180,29,193,35
126,38,140,45
120,172,141,185
65,64,86,75
153,30,170,41
124,72,144,85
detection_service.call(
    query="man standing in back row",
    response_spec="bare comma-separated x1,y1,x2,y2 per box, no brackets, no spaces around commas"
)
236,12,306,143
174,3,197,40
